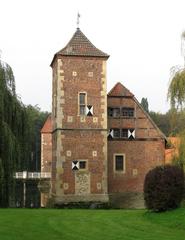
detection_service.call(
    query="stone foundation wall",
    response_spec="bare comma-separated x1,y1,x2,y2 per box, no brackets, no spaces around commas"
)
109,192,145,209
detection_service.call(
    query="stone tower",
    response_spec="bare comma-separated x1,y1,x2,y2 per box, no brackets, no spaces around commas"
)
50,28,109,204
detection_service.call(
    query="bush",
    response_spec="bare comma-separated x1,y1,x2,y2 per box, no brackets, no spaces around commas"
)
144,165,184,212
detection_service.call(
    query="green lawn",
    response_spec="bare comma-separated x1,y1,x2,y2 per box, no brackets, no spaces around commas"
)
0,208,185,240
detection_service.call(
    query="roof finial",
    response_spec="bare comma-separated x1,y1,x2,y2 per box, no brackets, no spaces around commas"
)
77,12,80,29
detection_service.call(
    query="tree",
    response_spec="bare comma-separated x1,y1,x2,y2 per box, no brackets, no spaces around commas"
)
149,111,170,136
0,60,48,207
168,31,185,109
171,130,185,171
144,165,184,212
141,98,149,113
168,69,185,109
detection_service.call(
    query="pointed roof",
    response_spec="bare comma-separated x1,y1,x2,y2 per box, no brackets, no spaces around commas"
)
51,28,109,66
41,115,52,133
108,82,134,97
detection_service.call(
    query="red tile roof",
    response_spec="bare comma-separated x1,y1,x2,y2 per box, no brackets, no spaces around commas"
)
41,115,52,133
108,82,134,97
51,28,109,66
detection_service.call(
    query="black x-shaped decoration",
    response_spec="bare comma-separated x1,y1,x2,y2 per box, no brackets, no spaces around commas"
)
108,129,114,139
128,129,135,139
72,160,79,170
86,105,93,116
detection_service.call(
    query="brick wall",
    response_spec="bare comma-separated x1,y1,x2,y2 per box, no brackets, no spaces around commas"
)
41,133,52,172
51,56,108,203
107,89,166,207
108,140,165,193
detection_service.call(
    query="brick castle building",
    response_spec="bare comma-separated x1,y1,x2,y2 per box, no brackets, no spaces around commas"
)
41,27,166,208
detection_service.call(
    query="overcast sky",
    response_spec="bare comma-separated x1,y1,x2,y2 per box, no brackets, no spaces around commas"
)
1,0,185,113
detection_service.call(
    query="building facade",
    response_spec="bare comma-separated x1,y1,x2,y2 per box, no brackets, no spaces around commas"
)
41,28,166,208
107,83,166,207
50,28,109,204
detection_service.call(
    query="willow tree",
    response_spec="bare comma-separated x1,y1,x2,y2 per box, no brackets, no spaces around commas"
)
0,60,32,206
167,31,185,170
0,59,48,207
168,69,185,109
168,31,185,109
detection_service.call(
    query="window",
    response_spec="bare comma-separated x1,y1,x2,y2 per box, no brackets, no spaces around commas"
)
122,108,134,117
108,107,120,117
79,160,87,170
108,107,134,118
113,129,120,138
113,108,120,117
114,154,125,172
121,129,128,138
109,128,135,139
79,93,87,115
108,108,113,117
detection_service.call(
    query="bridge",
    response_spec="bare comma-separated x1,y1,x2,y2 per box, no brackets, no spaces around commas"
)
14,171,51,179
14,171,51,207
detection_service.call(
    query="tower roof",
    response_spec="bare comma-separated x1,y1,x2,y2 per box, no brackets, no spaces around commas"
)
51,28,109,66
108,82,134,97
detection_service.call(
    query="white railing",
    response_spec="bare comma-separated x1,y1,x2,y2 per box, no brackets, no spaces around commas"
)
14,171,51,179
40,172,51,178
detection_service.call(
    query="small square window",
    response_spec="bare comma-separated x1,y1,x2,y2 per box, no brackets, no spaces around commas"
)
121,129,128,138
79,160,87,170
113,108,120,117
122,108,134,117
108,107,120,117
113,129,120,138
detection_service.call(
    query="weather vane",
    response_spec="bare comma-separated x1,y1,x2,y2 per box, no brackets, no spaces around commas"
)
77,12,81,28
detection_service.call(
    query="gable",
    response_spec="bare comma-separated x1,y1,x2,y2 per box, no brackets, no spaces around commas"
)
107,82,166,140
108,82,134,97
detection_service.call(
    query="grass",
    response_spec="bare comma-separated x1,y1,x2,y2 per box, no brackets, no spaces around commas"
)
0,208,185,240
